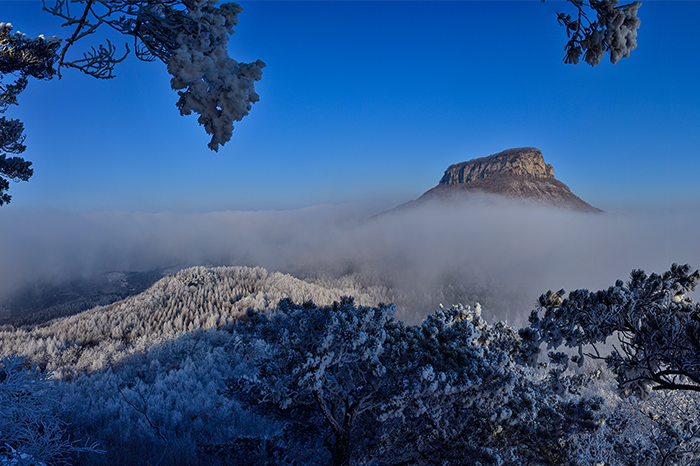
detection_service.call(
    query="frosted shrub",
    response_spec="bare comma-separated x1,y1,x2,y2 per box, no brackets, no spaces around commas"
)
571,373,700,466
0,355,99,465
57,328,271,466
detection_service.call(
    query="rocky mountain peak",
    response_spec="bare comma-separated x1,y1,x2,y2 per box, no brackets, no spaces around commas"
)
375,148,601,216
439,147,554,185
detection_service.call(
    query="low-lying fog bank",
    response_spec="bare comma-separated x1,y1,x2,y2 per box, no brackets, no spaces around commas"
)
1,196,698,325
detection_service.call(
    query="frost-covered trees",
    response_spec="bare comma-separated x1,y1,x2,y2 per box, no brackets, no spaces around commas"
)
0,2,262,204
10,263,700,464
555,0,642,66
0,355,100,465
0,2,264,205
0,266,387,378
43,0,265,152
570,385,700,466
0,22,60,205
226,298,602,465
525,263,700,397
227,298,404,466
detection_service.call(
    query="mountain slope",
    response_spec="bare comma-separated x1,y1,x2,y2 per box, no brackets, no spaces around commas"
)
0,266,389,378
381,147,601,215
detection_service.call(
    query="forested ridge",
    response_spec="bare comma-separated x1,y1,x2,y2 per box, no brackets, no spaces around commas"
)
2,265,700,465
0,266,388,377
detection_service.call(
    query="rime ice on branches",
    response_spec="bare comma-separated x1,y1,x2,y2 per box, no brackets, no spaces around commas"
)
43,0,265,151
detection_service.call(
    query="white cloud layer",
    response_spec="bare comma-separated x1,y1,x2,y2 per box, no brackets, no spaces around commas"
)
1,196,698,325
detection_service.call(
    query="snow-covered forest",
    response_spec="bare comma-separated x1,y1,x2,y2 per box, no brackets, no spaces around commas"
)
2,263,700,465
3,1,700,465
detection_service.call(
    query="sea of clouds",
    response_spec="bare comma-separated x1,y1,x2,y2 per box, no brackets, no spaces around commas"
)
1,196,698,325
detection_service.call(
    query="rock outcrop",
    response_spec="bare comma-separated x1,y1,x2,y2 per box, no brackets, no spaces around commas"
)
381,147,601,214
439,147,555,185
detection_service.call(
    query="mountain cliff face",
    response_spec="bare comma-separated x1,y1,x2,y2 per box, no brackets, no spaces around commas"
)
388,147,601,213
439,147,555,185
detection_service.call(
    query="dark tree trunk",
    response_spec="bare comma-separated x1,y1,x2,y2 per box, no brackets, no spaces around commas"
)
331,433,351,466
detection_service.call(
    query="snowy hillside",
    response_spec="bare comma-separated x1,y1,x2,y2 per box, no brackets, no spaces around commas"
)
2,265,700,466
0,265,390,377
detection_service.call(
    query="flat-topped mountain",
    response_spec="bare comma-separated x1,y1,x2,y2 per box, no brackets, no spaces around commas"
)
383,148,601,214
438,147,554,185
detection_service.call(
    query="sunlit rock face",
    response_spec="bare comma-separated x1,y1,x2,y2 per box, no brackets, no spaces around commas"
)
413,147,601,212
439,147,555,185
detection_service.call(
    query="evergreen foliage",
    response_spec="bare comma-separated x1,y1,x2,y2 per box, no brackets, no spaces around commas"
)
526,263,700,396
553,0,642,66
0,22,60,205
43,0,265,151
0,1,264,204
2,264,699,465
225,298,602,465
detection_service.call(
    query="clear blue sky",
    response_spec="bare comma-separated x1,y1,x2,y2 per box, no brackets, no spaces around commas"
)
2,1,700,213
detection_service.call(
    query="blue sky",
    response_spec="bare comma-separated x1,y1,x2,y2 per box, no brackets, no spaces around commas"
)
2,1,700,213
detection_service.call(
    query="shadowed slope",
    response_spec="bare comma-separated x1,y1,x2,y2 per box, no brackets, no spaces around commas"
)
0,266,389,378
